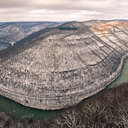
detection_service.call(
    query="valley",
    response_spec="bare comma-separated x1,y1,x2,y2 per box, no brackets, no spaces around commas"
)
0,20,128,111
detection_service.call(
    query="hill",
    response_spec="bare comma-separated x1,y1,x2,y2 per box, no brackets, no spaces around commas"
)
0,20,128,110
0,22,60,50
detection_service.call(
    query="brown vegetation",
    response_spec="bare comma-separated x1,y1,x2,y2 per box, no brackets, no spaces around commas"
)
0,83,128,128
90,21,128,33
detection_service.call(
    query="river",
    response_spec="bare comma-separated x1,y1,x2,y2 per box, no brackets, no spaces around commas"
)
110,59,128,87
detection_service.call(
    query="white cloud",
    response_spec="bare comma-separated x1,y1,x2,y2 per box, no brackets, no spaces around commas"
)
0,0,128,21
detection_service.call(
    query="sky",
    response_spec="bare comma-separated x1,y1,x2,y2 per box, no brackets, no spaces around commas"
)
0,0,128,22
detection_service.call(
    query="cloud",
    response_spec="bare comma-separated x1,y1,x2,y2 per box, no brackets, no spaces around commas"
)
0,0,128,21
0,0,113,10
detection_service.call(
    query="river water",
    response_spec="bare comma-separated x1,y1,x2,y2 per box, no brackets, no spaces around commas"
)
110,59,128,87
0,95,59,120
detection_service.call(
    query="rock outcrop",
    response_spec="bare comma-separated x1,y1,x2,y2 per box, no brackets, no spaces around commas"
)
0,20,128,110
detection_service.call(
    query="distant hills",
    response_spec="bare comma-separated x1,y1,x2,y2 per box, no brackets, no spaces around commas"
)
0,22,61,50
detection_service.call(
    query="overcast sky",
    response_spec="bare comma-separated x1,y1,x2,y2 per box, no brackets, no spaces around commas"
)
0,0,128,22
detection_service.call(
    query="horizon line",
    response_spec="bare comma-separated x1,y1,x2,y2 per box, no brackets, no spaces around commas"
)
0,18,128,23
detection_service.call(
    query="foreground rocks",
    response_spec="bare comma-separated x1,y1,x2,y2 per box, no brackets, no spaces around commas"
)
0,20,128,110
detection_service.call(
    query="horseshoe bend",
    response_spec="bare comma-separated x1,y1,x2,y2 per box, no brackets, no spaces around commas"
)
0,20,128,110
